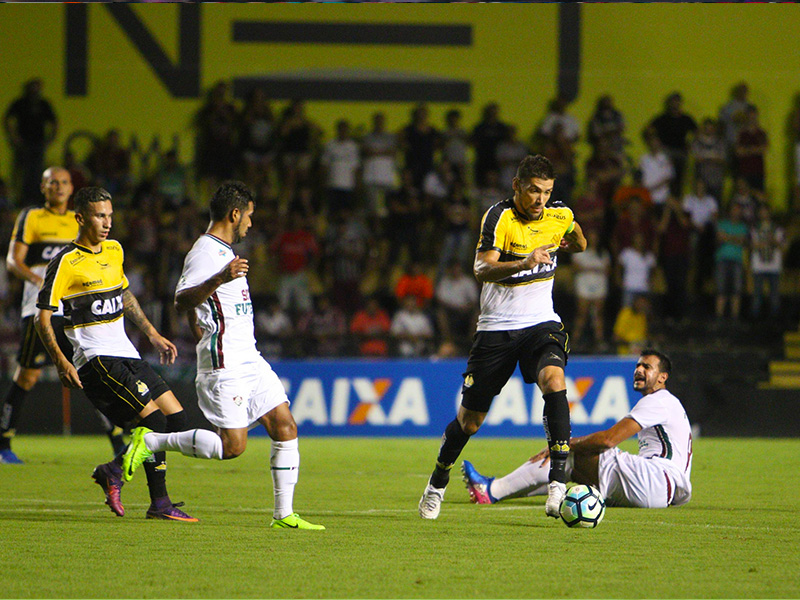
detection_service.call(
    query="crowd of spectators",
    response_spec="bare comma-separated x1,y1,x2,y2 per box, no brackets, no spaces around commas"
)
2,79,800,367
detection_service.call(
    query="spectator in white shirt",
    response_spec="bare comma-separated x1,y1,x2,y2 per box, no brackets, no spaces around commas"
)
616,233,657,307
361,112,398,220
321,119,361,218
683,179,718,297
639,131,675,213
391,295,434,357
435,260,479,352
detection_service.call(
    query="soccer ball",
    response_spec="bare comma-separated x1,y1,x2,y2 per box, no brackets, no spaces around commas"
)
559,484,605,528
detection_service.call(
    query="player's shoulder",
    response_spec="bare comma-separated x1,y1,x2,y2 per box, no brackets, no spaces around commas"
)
47,242,82,272
102,239,125,254
15,205,40,224
544,200,574,220
192,233,233,256
481,198,515,225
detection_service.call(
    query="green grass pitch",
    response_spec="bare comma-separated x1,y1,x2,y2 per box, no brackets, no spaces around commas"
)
1,436,798,598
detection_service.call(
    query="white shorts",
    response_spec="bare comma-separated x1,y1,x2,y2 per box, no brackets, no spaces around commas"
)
195,358,289,429
597,448,686,508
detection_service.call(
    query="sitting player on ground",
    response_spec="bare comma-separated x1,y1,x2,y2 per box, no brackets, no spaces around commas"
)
462,349,692,509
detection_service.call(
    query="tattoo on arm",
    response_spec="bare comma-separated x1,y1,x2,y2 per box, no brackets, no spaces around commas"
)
122,289,156,337
34,312,67,367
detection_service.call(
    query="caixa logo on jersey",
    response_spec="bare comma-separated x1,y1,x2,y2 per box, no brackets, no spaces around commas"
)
270,358,638,438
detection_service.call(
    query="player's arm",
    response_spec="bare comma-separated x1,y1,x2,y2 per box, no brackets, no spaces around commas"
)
570,416,642,455
473,245,555,283
6,241,42,287
34,307,82,389
174,256,249,312
529,416,642,464
122,288,177,365
559,221,587,253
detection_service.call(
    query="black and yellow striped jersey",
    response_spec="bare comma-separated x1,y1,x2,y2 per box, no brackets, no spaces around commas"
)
37,240,140,369
475,198,575,331
10,206,79,318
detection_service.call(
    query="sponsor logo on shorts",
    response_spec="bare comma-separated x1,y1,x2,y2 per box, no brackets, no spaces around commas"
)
136,380,149,396
463,374,474,388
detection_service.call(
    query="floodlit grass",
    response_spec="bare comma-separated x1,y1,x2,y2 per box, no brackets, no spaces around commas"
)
1,436,798,598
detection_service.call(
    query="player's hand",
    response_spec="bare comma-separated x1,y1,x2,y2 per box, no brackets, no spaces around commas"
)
150,334,178,365
529,447,551,466
220,256,249,282
57,362,83,389
524,244,555,268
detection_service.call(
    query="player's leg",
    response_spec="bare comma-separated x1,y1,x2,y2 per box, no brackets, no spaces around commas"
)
252,359,324,529
133,390,224,461
0,317,48,462
463,455,554,504
420,331,517,519
258,402,324,530
0,366,40,463
520,324,572,517
537,364,572,517
87,358,197,520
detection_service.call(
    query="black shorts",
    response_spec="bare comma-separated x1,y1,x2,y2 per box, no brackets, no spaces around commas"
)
78,356,171,427
461,321,569,413
17,315,73,369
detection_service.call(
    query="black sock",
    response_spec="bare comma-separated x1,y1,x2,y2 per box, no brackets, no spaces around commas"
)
165,410,187,433
0,383,27,451
144,453,168,501
542,390,571,484
139,412,168,501
430,419,471,489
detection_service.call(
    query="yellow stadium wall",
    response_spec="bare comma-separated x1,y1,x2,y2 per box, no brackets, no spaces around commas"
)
0,3,798,209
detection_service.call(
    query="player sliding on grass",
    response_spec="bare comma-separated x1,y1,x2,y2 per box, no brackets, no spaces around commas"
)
419,155,587,520
127,181,322,530
462,349,693,509
35,187,223,521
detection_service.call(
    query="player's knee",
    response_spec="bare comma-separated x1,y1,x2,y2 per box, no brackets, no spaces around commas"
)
221,438,247,459
270,419,297,442
538,368,566,394
457,415,482,436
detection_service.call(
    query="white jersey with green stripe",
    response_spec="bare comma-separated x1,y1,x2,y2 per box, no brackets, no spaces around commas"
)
627,388,693,502
176,234,259,373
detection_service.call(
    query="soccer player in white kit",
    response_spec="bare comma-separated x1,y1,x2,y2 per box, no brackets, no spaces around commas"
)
171,181,323,530
462,349,692,509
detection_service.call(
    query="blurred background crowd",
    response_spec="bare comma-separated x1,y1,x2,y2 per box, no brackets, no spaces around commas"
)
2,78,799,368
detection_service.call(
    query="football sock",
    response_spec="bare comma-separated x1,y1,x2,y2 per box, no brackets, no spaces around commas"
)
139,411,168,501
491,458,550,500
543,390,571,484
0,383,27,451
271,438,299,520
165,410,188,433
144,429,223,460
430,419,471,489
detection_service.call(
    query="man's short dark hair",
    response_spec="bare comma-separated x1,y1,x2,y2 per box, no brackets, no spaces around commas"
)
209,181,254,222
73,187,112,217
641,348,672,376
516,155,555,181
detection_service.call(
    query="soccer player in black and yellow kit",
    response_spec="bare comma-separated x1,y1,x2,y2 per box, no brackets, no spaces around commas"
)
35,187,222,520
419,155,587,520
0,167,123,464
